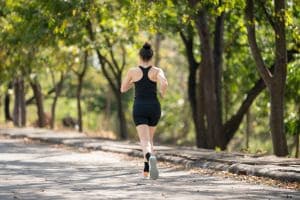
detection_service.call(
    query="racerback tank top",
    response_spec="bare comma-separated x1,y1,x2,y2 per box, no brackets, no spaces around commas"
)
134,66,157,100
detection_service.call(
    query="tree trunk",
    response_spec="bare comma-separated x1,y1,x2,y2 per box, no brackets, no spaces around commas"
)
50,73,65,129
179,28,208,148
76,78,83,132
269,0,288,156
294,130,299,158
269,84,288,156
245,110,251,149
13,77,26,127
213,10,226,149
224,83,229,122
4,82,13,121
295,133,299,158
30,79,46,127
196,69,207,148
26,87,56,105
76,50,89,132
213,11,225,126
51,95,58,129
116,92,128,139
196,10,223,149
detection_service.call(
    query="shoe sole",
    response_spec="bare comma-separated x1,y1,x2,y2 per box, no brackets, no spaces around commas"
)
149,156,159,180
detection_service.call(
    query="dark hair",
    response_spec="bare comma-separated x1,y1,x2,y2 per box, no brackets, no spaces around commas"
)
139,42,153,61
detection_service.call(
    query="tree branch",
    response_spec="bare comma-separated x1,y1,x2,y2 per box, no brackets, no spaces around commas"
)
179,30,188,45
71,67,80,76
98,52,118,95
273,0,287,78
120,44,126,73
86,19,118,94
79,50,89,80
245,0,273,85
213,10,225,123
26,87,55,105
223,48,298,145
259,0,276,31
179,27,199,69
107,39,120,69
103,34,120,77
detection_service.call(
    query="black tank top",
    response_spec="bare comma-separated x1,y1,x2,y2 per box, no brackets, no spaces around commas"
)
134,66,158,101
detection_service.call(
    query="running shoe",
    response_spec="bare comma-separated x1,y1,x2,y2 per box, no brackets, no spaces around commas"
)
149,156,159,180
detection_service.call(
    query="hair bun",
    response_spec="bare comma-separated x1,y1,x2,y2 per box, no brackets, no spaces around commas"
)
143,42,151,50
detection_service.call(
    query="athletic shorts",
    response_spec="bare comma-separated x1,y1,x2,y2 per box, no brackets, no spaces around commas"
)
133,100,161,126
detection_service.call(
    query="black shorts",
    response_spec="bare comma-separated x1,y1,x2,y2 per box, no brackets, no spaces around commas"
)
133,101,161,126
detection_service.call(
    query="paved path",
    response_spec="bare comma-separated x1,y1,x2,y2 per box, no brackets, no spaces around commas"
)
0,137,299,200
1,128,299,182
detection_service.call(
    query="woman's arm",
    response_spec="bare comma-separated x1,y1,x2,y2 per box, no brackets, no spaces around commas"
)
120,69,134,93
157,68,168,98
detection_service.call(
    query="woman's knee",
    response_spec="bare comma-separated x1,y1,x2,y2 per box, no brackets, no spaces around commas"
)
137,124,150,132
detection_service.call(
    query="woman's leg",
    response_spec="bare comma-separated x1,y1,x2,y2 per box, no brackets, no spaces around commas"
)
148,125,159,179
149,126,157,154
136,124,152,161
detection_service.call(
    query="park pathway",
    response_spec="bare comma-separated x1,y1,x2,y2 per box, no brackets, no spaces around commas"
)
0,137,299,200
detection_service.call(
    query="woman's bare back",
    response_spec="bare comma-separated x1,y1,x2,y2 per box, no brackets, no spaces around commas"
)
130,66,160,83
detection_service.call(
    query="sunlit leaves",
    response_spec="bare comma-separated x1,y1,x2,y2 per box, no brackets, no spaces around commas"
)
125,0,179,35
285,115,300,136
285,59,300,138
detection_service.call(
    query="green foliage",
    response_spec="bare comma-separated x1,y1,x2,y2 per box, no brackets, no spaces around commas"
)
286,57,300,103
0,0,299,154
285,55,300,137
285,117,300,136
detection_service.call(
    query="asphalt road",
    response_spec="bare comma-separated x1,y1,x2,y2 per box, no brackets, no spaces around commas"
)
0,137,299,200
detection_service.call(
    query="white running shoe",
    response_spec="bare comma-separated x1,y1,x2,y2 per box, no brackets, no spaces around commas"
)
149,156,159,180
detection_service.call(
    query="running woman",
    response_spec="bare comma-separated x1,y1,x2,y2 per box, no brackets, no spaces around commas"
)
120,42,168,179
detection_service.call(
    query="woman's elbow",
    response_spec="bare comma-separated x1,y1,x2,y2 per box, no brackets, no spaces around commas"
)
120,86,126,93
162,80,168,89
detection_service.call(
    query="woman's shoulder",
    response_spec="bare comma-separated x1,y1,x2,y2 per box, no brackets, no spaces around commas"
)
151,65,159,69
127,67,140,73
151,66,164,74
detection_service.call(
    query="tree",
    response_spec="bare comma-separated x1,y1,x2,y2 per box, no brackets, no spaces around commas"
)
245,0,288,156
86,19,129,139
179,25,204,147
28,48,46,128
13,76,26,127
84,1,140,139
4,82,13,122
0,0,58,128
49,65,68,129
72,50,89,132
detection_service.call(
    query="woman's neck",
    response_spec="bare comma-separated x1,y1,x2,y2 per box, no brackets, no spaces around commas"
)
140,61,151,67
